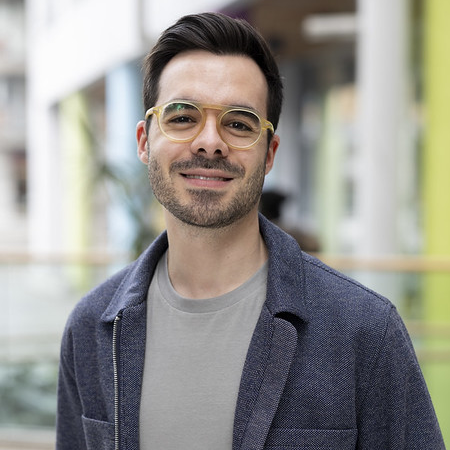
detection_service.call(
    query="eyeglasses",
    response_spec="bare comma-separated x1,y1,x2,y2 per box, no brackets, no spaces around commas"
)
145,100,274,150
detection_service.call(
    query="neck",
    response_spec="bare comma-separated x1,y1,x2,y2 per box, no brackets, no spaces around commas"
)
165,211,267,299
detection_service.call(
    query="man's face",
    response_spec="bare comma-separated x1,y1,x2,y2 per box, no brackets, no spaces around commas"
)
137,50,279,229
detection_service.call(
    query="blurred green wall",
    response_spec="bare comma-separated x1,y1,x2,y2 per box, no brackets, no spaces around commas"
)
423,0,450,444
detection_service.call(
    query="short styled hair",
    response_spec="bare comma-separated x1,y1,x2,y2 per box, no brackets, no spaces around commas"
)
142,12,283,132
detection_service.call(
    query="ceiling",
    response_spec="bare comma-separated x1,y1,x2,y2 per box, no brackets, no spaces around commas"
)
247,0,357,59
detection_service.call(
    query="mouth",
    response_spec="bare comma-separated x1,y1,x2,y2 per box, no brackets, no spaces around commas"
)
171,156,244,189
183,174,233,182
171,156,244,181
180,169,235,189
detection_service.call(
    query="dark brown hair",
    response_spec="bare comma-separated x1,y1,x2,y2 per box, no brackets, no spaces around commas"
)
142,12,283,132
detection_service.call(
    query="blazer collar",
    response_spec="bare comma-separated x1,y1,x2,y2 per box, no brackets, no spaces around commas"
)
101,231,168,322
259,214,310,322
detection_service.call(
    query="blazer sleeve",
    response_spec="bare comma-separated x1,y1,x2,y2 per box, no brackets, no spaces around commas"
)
356,307,445,449
55,324,88,450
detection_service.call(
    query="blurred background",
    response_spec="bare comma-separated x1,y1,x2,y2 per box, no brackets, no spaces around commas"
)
1,0,449,447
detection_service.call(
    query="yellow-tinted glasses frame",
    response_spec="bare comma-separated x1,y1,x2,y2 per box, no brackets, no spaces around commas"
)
145,100,274,150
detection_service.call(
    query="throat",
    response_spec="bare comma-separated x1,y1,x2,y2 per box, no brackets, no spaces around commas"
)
166,229,268,299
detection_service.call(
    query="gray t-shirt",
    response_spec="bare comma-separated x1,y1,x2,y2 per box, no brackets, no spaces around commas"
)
139,252,268,449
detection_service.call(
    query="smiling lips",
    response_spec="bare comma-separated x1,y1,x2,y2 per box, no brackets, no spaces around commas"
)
171,156,244,188
181,169,234,187
184,174,232,182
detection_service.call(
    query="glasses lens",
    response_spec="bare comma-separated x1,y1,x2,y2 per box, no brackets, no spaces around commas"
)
160,102,202,141
220,110,262,148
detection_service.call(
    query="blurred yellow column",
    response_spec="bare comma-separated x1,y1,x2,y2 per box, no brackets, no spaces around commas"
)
423,0,450,443
60,92,92,288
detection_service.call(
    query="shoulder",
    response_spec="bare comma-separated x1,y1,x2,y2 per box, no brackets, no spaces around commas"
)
300,252,399,360
64,231,169,330
261,215,393,329
301,252,392,312
64,263,134,331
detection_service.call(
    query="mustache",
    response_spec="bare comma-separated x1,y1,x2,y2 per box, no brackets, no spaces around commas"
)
170,155,245,177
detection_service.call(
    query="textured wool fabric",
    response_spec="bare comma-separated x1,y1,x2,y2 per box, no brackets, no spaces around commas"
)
56,214,445,450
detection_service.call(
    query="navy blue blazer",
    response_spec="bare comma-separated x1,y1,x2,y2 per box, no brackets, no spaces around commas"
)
56,215,445,449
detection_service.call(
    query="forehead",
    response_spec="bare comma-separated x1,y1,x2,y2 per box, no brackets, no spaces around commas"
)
157,50,269,114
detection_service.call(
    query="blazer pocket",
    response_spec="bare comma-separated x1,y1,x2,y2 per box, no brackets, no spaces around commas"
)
265,427,357,449
81,415,115,450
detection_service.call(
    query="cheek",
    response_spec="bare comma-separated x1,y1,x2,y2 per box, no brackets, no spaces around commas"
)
249,150,271,176
148,139,183,173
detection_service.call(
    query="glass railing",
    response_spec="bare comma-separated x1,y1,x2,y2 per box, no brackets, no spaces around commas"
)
1,252,449,447
0,251,130,447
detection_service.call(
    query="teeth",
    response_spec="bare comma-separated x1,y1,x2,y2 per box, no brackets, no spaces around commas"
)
186,175,225,181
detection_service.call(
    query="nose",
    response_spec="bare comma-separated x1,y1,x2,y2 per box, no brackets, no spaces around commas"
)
190,115,229,158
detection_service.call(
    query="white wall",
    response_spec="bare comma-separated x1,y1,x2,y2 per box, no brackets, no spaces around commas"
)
26,0,233,253
27,0,143,104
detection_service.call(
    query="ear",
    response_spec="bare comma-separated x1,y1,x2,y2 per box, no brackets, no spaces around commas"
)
265,134,280,175
136,120,149,164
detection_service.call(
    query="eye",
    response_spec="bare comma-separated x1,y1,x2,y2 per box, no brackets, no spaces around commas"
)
169,115,197,124
227,120,252,132
222,110,260,135
162,103,202,128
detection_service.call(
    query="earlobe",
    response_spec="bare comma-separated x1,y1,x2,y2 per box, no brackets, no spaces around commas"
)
136,120,149,164
265,134,280,175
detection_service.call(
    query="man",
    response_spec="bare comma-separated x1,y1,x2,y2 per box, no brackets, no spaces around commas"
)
56,12,445,450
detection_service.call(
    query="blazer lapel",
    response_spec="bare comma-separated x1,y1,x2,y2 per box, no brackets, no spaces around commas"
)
233,309,298,450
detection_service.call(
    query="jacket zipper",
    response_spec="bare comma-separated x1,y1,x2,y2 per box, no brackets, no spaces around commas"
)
113,313,122,450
